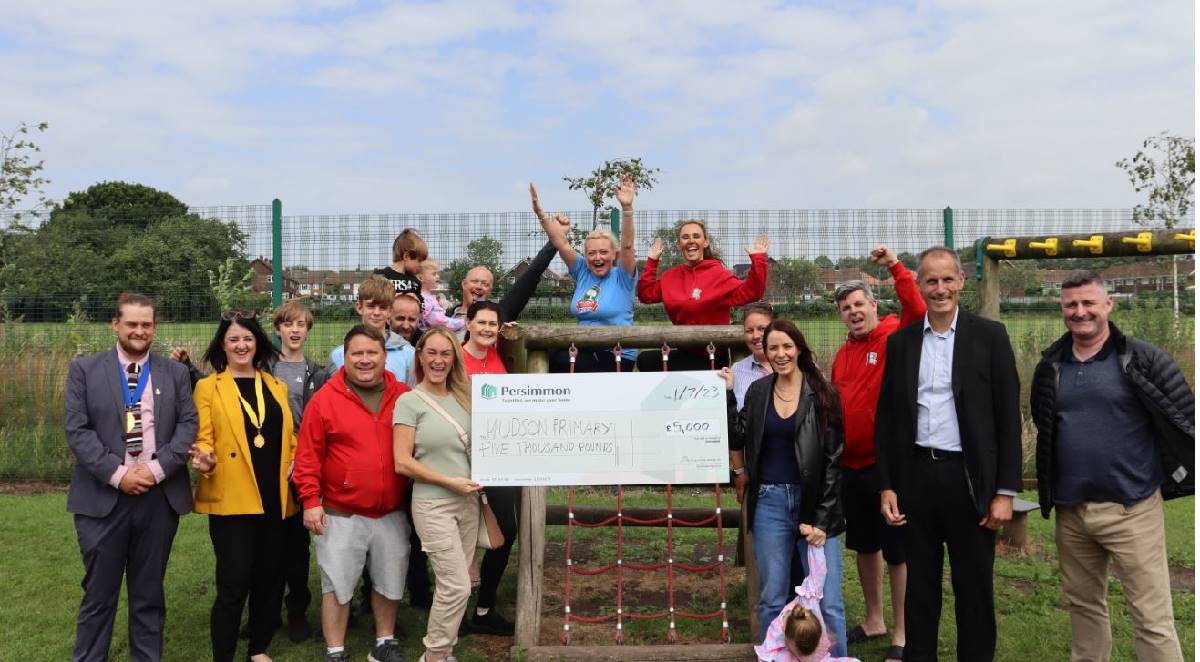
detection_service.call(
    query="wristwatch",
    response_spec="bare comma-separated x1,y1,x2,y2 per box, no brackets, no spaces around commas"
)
731,467,746,476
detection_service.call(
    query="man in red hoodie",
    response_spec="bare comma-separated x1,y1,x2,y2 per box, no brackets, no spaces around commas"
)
830,245,925,662
293,325,412,662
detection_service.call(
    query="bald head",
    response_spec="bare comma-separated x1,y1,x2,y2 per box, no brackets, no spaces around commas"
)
463,266,494,303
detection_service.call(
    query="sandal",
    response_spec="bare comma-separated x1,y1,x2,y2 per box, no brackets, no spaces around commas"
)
847,624,888,644
883,644,904,662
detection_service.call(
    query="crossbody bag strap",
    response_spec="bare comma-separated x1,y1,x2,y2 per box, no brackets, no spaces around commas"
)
411,388,470,451
410,388,487,504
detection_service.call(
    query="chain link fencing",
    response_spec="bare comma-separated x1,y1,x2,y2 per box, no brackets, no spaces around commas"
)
1,205,1193,479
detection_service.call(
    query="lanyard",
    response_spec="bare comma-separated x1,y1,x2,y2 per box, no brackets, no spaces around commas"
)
119,355,152,409
236,372,267,436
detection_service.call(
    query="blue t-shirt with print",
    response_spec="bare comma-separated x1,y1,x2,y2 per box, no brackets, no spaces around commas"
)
569,259,638,361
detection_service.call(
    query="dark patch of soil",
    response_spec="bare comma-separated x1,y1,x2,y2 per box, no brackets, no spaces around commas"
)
1168,564,1194,592
539,539,747,646
1009,578,1036,595
0,480,68,494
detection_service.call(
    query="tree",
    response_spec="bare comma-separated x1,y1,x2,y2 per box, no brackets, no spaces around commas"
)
1116,133,1195,323
54,180,188,231
447,235,504,303
771,258,822,304
0,121,51,216
813,255,834,269
0,181,247,321
997,261,1042,298
564,158,660,228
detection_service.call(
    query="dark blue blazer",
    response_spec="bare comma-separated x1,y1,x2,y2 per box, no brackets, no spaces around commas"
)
64,349,198,517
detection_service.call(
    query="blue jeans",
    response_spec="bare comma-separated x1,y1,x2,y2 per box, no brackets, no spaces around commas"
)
753,483,847,656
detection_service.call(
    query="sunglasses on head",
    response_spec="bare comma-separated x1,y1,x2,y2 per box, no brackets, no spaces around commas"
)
221,309,258,322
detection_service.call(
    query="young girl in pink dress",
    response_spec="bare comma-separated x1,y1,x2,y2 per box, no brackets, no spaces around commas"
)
756,525,860,662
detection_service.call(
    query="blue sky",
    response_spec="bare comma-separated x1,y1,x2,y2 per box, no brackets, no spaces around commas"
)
0,0,1194,214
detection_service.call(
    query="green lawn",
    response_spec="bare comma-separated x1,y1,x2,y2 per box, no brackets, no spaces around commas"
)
2,488,1192,660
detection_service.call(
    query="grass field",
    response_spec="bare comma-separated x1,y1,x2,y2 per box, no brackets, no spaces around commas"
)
1,486,1192,660
4,312,1192,481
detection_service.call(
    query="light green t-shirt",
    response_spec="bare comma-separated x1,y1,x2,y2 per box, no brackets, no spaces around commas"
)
393,388,472,500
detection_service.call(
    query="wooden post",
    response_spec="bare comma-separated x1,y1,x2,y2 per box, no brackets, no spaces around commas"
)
499,326,528,374
515,350,550,650
979,253,1001,321
741,499,760,639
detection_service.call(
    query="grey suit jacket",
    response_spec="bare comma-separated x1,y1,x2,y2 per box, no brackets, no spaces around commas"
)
64,348,199,517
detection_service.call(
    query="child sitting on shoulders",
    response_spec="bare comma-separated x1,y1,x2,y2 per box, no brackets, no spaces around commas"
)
417,259,465,331
756,525,860,662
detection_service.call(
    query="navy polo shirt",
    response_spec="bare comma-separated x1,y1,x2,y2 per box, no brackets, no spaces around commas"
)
1053,337,1163,507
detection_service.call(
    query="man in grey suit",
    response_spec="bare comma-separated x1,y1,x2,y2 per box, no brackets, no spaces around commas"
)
65,292,198,661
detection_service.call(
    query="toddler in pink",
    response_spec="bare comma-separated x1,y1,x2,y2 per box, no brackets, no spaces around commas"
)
756,526,859,662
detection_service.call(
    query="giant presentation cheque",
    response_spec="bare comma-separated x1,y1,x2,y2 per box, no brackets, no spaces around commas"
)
471,371,729,486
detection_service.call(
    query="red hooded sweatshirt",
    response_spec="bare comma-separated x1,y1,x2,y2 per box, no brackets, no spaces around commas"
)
293,368,410,518
830,261,925,470
637,253,768,325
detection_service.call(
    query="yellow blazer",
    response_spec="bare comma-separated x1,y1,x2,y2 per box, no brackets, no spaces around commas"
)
193,368,297,517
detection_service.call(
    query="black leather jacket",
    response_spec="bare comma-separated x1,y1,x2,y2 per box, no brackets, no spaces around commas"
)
1031,322,1195,518
729,373,845,537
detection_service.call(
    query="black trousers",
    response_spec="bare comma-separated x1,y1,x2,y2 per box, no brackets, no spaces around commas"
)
281,512,311,616
477,485,520,610
549,348,635,374
73,487,178,662
634,347,729,372
902,452,997,662
405,481,432,603
208,514,286,661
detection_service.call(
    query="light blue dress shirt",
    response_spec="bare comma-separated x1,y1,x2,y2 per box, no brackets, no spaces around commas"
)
915,308,1016,498
916,310,962,452
732,354,771,411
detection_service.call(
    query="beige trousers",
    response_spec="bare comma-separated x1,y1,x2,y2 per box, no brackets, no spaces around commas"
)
411,495,479,657
1055,490,1183,662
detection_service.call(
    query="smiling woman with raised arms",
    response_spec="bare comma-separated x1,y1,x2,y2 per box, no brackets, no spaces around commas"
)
532,177,639,373
637,220,770,371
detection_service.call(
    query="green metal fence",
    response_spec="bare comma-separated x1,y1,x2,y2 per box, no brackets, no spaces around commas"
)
0,204,1193,479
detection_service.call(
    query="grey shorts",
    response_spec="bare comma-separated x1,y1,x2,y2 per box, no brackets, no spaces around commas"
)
314,509,411,604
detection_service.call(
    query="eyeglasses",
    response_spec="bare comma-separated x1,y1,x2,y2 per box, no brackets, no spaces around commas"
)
221,309,258,322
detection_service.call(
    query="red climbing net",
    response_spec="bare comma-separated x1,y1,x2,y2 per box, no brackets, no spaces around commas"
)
559,342,732,645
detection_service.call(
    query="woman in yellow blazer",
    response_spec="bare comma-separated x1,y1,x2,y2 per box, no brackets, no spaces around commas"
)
189,311,296,662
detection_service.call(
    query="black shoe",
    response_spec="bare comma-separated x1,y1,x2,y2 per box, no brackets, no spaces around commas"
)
286,611,312,642
325,651,351,662
470,609,515,636
368,638,406,662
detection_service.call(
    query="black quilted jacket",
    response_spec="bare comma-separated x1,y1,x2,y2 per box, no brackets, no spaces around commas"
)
1030,322,1195,518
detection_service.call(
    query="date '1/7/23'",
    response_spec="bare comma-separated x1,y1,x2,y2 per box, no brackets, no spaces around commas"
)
670,385,722,401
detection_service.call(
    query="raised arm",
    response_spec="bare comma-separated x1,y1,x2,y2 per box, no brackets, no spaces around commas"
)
725,234,770,307
870,245,925,326
531,182,577,268
636,237,664,303
615,176,637,276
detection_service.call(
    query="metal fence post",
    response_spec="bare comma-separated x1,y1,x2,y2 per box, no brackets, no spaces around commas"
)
610,207,621,241
943,206,954,248
272,198,282,307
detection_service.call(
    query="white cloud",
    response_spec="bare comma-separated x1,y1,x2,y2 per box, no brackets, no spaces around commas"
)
0,0,1191,216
